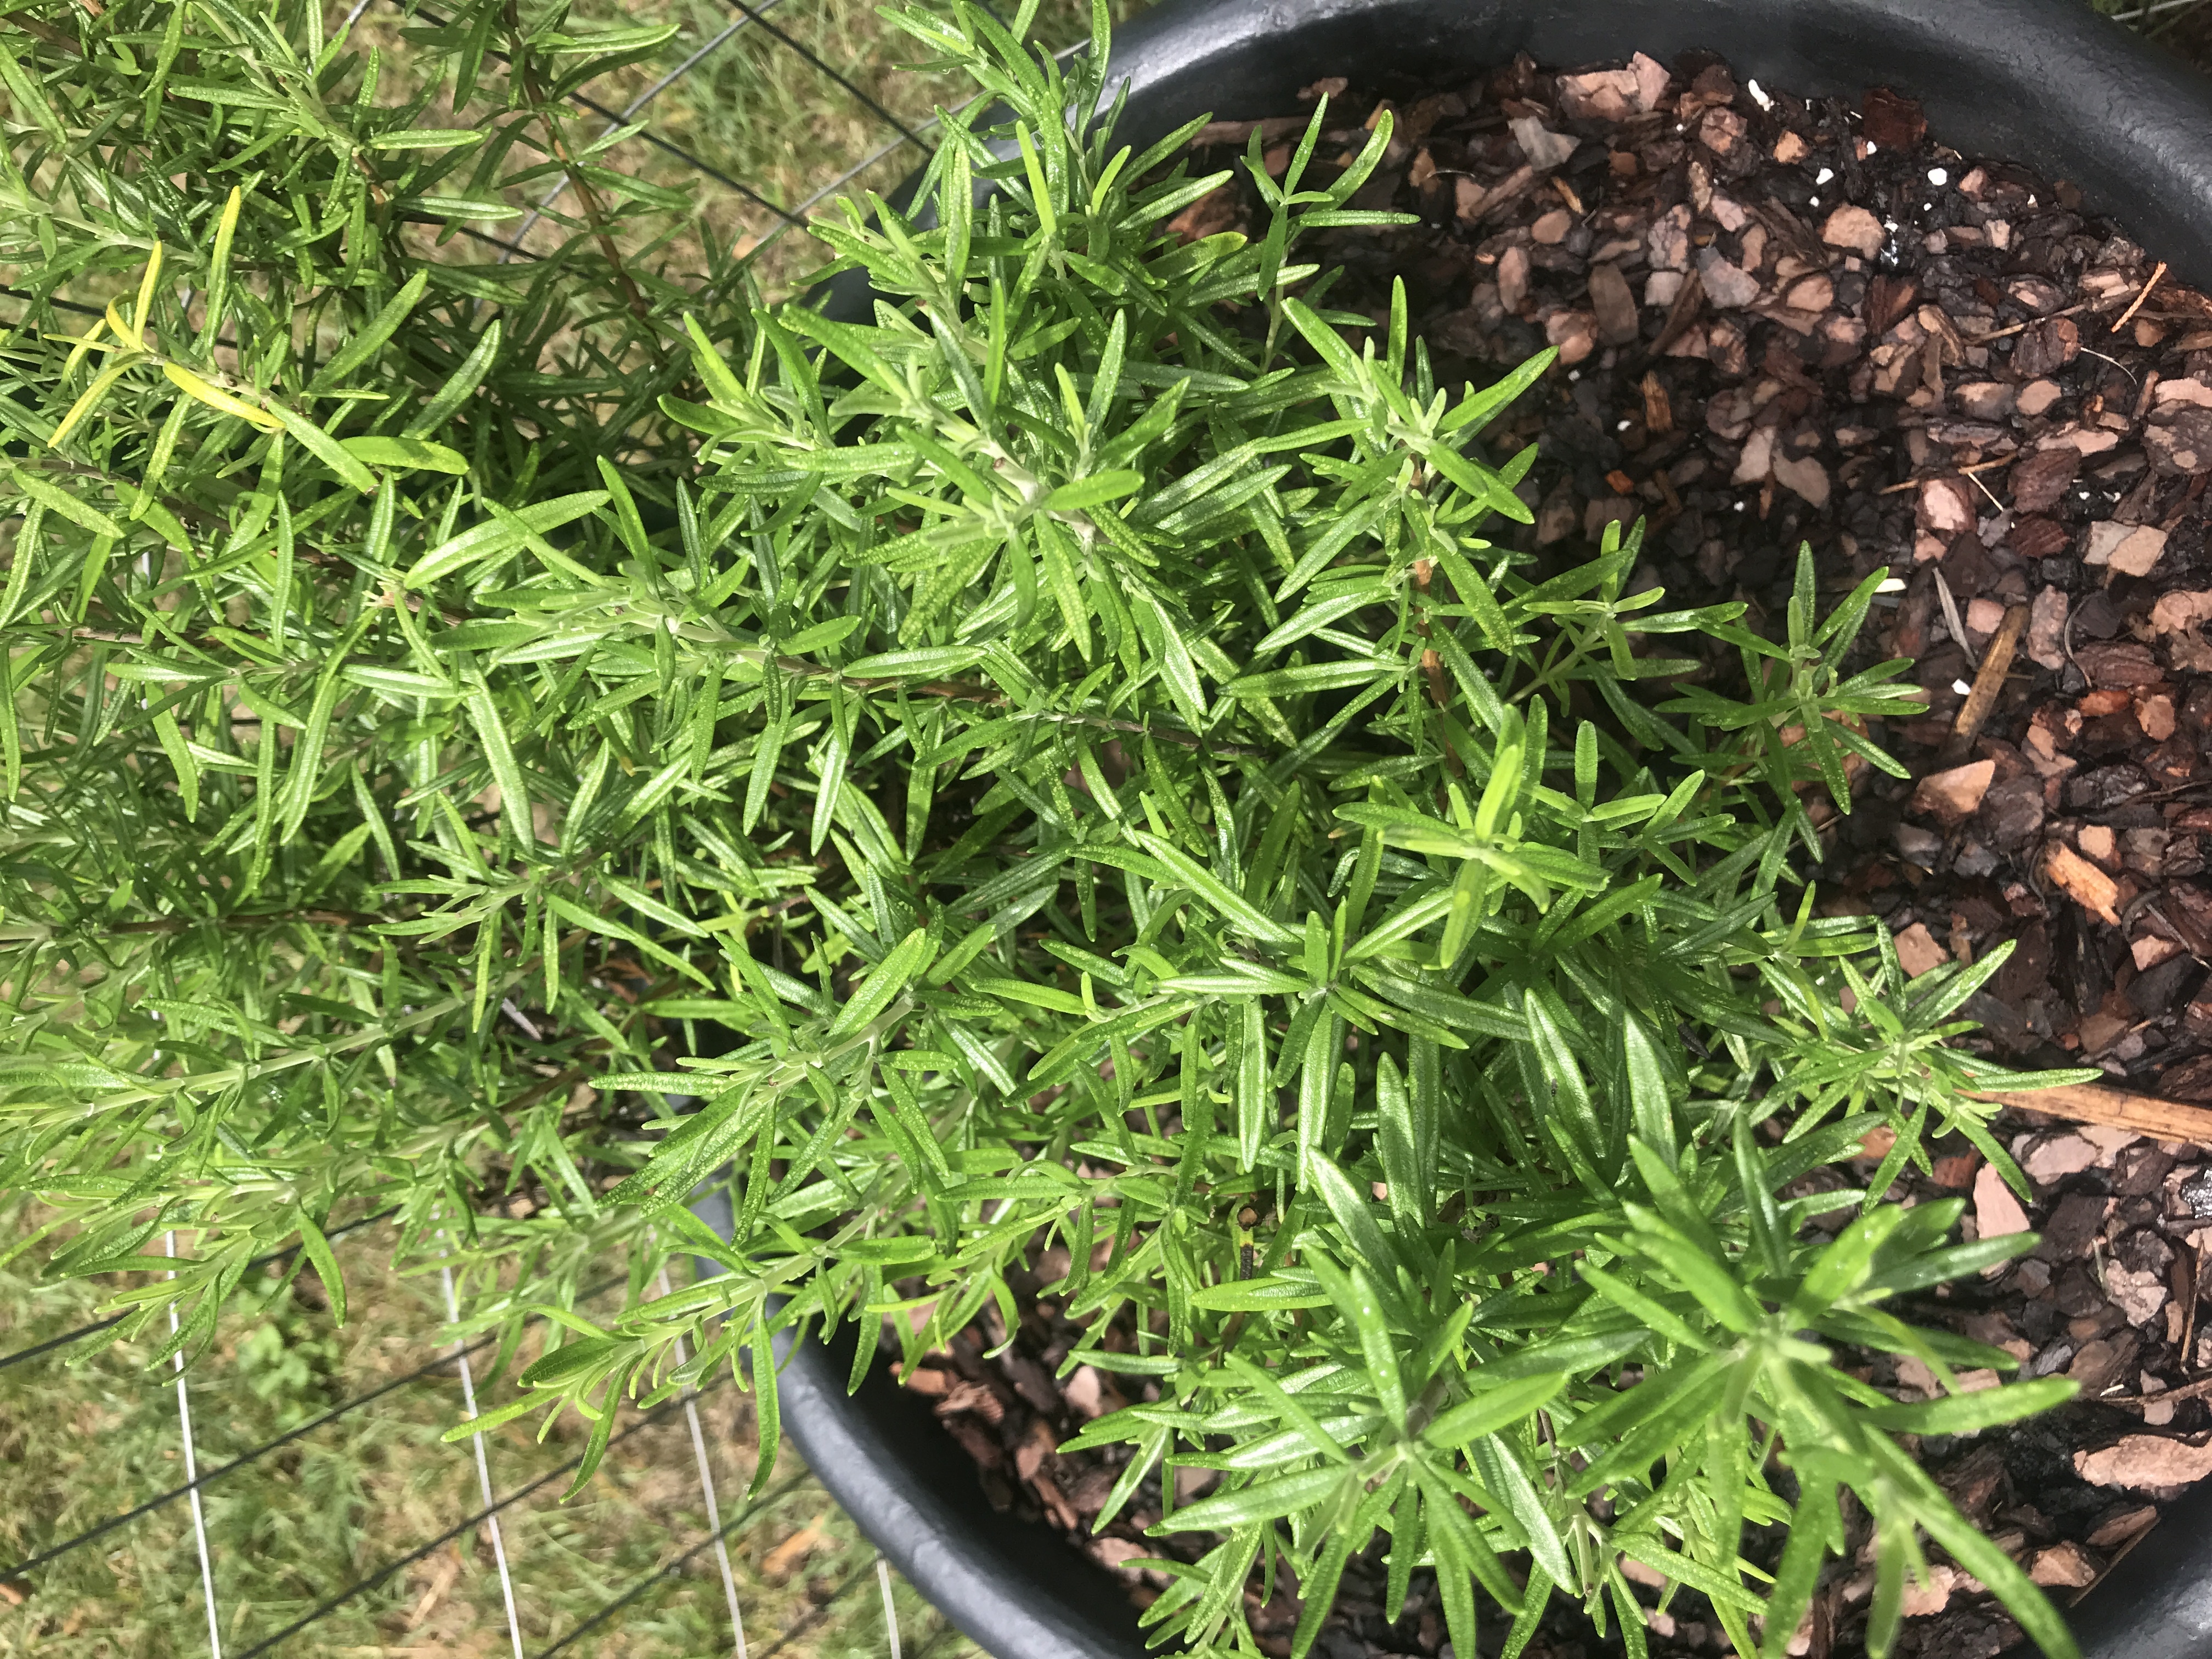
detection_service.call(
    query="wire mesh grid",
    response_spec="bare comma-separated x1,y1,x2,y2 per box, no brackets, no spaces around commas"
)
1,1200,944,1657
0,4,1130,1651
335,0,1115,296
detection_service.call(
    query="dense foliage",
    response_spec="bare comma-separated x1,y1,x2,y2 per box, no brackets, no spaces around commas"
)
0,1,2098,1655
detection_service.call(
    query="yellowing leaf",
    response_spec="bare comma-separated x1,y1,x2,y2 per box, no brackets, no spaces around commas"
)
161,363,282,432
49,359,138,449
130,243,165,347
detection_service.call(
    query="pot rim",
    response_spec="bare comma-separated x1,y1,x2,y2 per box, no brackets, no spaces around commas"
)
741,4,2212,1656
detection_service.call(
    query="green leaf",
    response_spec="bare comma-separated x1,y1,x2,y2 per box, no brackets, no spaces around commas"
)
1859,1378,2077,1434
1131,832,1300,945
1046,471,1142,511
1423,1372,1566,1448
310,270,430,391
826,927,935,1041
404,492,610,586
340,436,470,474
1158,1463,1348,1532
367,128,489,149
844,646,986,680
270,402,379,494
292,1211,346,1325
1311,1256,1405,1429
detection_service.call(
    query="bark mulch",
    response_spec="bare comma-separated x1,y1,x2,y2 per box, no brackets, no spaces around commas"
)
892,44,2212,1659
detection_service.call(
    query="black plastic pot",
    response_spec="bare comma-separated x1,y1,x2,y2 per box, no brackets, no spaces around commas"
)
754,4,2212,1657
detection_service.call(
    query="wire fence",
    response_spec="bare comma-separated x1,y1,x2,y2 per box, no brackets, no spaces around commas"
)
0,0,1084,1650
2,1206,925,1658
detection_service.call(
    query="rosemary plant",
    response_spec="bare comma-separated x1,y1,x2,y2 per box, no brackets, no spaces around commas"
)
1,2,2095,1655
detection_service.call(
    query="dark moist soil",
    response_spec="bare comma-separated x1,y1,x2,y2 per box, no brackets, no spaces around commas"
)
878,46,2212,1659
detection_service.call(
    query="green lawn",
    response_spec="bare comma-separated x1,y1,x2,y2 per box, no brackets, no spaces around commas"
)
0,1199,978,1659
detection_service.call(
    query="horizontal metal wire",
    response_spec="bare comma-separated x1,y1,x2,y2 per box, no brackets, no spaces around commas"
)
0,285,104,320
399,2,799,229
229,1379,719,1658
714,0,920,144
0,1206,398,1374
528,1468,809,1659
735,32,1093,269
748,1553,881,1659
0,1267,632,1585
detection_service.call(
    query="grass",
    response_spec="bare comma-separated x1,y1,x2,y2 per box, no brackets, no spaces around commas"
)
337,0,1145,299
4,5,1118,1654
0,1198,981,1659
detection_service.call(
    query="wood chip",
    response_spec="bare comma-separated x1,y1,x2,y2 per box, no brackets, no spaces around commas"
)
1821,204,1884,257
2046,842,2123,925
2027,587,2070,669
2086,1504,2160,1547
1509,116,1577,171
2150,590,2212,634
1894,921,1951,978
1938,602,2029,765
2023,1132,2100,1183
1911,759,1995,822
2075,1435,2212,1489
1589,261,1639,346
1644,266,1706,359
1771,451,1830,507
1974,1161,2032,1237
2029,1542,2102,1588
1696,248,1760,308
1973,1082,2212,1148
2085,522,2169,576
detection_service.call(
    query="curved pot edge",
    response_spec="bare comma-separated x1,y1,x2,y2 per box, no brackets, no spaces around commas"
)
726,2,2212,1654
1101,0,2212,291
688,1189,1153,1659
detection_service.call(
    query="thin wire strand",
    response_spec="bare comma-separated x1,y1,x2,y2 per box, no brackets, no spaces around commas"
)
166,1233,223,1659
442,1261,526,1659
505,3,787,255
228,1386,705,1659
2108,0,2205,20
526,1471,808,1659
0,285,105,320
655,1263,746,1657
736,33,1091,268
0,1269,633,1583
0,1206,400,1373
748,1556,878,1659
877,1558,901,1659
559,90,801,219
396,0,799,258
714,0,919,144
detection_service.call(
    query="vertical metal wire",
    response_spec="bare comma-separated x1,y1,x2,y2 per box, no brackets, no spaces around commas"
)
164,1232,223,1659
654,1263,748,1658
440,1262,527,1659
876,1558,901,1659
